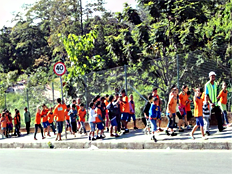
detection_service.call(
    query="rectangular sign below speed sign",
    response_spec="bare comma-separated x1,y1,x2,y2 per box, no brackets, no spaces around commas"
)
53,62,66,76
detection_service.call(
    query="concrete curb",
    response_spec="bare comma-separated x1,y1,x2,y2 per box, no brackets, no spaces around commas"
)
0,141,231,150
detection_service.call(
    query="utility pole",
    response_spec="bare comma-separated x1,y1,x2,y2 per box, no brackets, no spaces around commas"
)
80,0,84,36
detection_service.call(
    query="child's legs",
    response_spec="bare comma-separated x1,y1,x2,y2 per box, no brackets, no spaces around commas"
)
51,123,56,133
150,119,157,134
223,110,229,125
39,124,44,137
80,121,86,133
132,114,136,127
203,118,209,132
105,114,109,128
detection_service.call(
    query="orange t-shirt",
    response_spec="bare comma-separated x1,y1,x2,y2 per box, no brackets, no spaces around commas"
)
78,109,86,122
14,115,20,125
120,103,123,113
218,90,227,104
104,100,109,114
179,93,188,107
47,112,54,124
65,110,70,120
122,96,130,113
186,99,191,112
95,108,102,123
194,97,203,117
1,117,7,128
35,112,41,124
53,104,67,122
41,109,49,122
167,96,177,114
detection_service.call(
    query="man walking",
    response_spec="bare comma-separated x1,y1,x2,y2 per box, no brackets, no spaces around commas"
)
205,71,224,132
24,107,31,135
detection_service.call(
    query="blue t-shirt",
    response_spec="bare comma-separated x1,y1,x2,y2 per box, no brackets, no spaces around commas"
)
68,109,77,122
149,103,160,118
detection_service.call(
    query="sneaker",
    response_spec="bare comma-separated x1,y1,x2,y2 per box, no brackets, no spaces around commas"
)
165,130,170,136
202,136,208,140
91,137,96,141
89,136,91,141
115,134,119,137
106,128,109,132
189,133,195,140
125,129,129,133
110,134,115,137
170,132,177,136
121,127,125,130
186,125,191,130
96,136,101,139
178,129,184,132
151,135,157,142
206,131,210,136
159,128,164,132
134,127,138,130
100,135,105,139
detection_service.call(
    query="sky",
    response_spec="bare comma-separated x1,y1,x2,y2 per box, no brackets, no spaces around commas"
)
0,0,137,28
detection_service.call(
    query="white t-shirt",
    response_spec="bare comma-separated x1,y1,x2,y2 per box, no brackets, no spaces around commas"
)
89,108,96,123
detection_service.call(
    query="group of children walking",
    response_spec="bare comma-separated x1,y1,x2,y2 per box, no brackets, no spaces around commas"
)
1,80,230,143
143,82,230,142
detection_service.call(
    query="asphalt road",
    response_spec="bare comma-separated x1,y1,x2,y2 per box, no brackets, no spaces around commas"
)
0,149,231,174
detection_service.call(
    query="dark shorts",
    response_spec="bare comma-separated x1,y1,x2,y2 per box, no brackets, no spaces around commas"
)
176,112,183,119
7,123,13,131
42,121,49,128
196,116,204,127
71,122,77,133
110,117,118,127
66,120,71,127
97,123,104,130
187,111,193,121
127,114,136,122
56,121,63,133
121,113,130,121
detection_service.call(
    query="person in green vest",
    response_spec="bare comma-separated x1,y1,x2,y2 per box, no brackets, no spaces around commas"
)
204,71,224,132
24,107,31,135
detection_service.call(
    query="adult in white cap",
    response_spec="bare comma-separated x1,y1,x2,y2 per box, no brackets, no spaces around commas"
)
205,71,224,132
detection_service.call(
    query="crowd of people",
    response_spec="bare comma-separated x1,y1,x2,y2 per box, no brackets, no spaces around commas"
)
0,71,231,142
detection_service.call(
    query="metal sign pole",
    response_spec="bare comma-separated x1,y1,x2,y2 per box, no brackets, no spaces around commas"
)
60,76,67,140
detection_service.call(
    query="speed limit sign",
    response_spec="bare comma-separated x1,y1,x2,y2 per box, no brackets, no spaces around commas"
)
53,62,66,76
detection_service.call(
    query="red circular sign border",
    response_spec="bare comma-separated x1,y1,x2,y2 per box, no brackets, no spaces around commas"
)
53,62,66,76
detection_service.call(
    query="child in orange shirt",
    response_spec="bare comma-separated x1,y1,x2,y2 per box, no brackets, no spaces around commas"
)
65,105,71,133
166,88,178,136
217,82,230,127
53,98,67,141
190,87,207,140
47,107,56,136
41,104,49,137
186,91,193,129
1,112,7,136
78,103,87,135
95,101,104,139
34,106,45,140
14,110,21,137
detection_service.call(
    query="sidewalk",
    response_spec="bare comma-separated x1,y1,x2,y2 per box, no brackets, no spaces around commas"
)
0,126,231,150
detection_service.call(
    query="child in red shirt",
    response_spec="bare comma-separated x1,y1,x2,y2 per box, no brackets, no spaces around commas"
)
78,103,87,135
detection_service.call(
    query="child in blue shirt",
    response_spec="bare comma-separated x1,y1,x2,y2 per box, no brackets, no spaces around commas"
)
68,104,78,137
149,97,160,142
